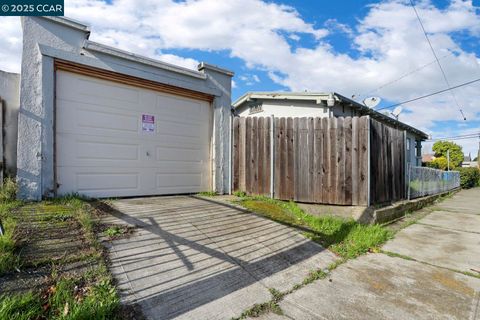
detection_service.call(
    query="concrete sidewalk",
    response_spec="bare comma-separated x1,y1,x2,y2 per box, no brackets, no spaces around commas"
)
275,188,480,320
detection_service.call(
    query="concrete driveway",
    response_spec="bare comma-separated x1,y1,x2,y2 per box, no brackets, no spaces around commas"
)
99,196,337,320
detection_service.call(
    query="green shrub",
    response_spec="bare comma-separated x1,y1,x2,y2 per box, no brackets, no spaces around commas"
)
458,167,480,189
0,178,16,202
426,157,450,170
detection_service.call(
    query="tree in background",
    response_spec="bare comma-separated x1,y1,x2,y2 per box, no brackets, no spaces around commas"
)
431,141,463,169
427,157,449,170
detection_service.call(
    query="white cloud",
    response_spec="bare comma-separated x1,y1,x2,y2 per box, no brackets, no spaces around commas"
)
239,73,262,86
0,17,22,73
0,0,478,154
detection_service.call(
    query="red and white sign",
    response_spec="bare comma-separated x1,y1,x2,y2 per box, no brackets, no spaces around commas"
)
142,114,155,133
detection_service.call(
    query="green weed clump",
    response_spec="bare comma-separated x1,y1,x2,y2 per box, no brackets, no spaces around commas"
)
197,191,218,197
0,178,22,274
0,277,119,320
238,196,392,259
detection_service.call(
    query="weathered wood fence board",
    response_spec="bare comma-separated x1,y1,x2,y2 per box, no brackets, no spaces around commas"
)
233,116,371,205
369,120,405,204
233,117,271,196
233,116,406,206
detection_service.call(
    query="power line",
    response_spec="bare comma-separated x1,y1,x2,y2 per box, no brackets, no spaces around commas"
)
429,132,480,140
375,76,480,111
409,0,466,120
427,136,480,142
356,52,452,100
426,132,480,142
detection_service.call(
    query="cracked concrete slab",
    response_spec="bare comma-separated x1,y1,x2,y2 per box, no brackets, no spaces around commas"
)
280,253,480,320
433,188,480,215
382,223,480,273
383,188,480,274
99,196,337,320
419,210,480,234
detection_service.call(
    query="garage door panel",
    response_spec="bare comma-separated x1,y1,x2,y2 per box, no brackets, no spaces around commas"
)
76,141,139,161
57,134,208,167
155,95,202,119
57,72,141,108
155,146,205,162
156,173,201,188
56,100,140,136
156,120,204,138
56,134,141,165
57,170,141,195
76,109,139,133
77,173,140,192
56,70,212,198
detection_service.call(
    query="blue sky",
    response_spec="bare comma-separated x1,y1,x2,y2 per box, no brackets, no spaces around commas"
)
0,0,479,155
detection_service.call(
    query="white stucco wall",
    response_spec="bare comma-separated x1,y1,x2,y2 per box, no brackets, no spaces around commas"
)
0,70,20,178
237,99,329,118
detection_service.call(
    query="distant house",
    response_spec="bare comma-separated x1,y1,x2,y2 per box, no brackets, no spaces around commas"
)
233,92,428,167
422,153,436,164
462,154,478,168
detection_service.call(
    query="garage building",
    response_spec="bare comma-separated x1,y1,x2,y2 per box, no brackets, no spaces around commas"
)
17,17,233,200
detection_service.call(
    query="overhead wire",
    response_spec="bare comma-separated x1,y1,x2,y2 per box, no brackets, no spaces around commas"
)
426,132,480,141
375,76,480,111
355,52,452,100
426,135,480,142
409,0,466,120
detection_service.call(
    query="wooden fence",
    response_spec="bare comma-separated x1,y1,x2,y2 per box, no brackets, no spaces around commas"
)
369,120,406,204
233,116,370,206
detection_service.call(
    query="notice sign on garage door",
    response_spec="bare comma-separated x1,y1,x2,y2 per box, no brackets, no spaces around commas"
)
142,114,155,133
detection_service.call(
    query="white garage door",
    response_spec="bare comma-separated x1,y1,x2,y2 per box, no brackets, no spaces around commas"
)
55,70,212,198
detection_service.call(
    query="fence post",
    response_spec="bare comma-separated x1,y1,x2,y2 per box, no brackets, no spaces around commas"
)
421,168,425,197
407,162,411,200
270,114,275,199
403,130,407,198
228,112,233,195
367,116,371,207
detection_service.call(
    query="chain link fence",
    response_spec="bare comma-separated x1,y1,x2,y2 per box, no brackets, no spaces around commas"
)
407,166,460,199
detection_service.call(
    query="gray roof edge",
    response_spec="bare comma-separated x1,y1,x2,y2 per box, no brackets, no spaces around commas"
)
233,91,428,139
334,93,429,139
198,62,234,77
84,40,206,80
41,16,91,33
232,91,331,107
0,69,20,76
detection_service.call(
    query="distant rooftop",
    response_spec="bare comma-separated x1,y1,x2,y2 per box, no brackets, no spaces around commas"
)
233,91,428,139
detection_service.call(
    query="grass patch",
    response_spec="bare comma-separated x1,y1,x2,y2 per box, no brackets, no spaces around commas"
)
197,191,218,197
0,178,23,274
0,190,122,319
0,277,119,320
236,196,392,259
0,214,20,273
